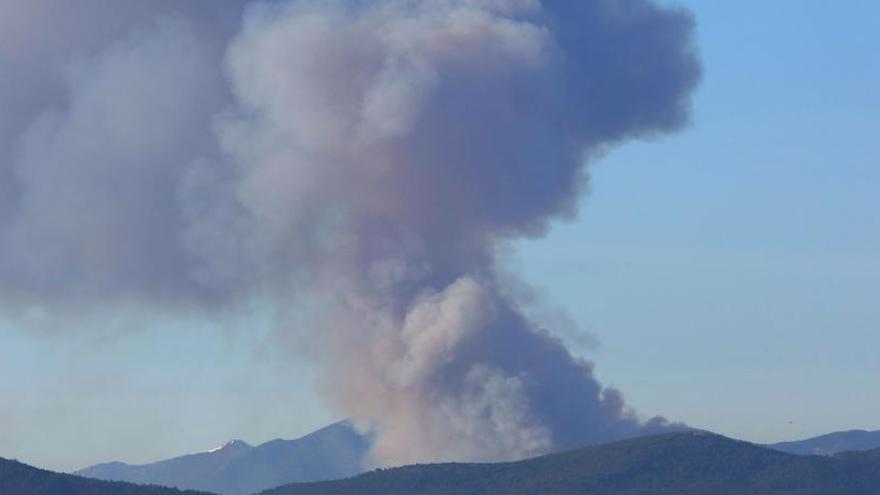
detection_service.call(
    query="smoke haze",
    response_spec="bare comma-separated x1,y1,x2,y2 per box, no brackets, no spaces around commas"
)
0,0,700,465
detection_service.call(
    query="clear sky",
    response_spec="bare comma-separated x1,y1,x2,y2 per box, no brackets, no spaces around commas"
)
1,0,878,473
517,0,880,444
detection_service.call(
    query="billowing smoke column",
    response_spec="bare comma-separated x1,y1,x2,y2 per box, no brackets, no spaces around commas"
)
0,0,700,464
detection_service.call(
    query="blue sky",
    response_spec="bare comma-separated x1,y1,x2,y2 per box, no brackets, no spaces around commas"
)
1,0,878,472
518,0,880,442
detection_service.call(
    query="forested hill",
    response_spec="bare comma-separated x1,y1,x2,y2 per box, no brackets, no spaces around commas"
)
0,456,211,495
262,432,880,495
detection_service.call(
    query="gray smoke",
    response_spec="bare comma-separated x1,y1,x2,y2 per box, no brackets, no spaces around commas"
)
0,0,700,464
0,0,248,316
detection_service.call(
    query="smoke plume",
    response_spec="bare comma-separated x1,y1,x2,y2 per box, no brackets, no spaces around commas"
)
0,0,700,464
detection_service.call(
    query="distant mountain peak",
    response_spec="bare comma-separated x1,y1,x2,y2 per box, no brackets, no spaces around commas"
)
77,420,372,495
768,429,880,456
205,439,252,454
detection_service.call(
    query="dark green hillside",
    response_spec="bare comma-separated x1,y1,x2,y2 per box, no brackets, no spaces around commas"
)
263,432,880,495
0,456,211,495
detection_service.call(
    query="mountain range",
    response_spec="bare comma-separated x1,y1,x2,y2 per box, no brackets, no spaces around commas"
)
0,455,209,495
72,422,880,495
262,432,880,495
6,431,880,495
767,430,880,456
76,421,371,495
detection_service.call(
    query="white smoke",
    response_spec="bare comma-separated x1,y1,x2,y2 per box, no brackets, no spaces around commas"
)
0,0,700,465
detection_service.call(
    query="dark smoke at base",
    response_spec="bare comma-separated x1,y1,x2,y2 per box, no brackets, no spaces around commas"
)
0,0,700,465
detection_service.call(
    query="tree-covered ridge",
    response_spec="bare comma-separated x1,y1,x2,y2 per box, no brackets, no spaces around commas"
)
0,456,212,495
262,432,880,495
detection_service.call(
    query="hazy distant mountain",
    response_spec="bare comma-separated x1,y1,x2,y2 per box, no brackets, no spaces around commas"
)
767,430,880,456
262,432,880,495
0,455,209,495
77,420,372,495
